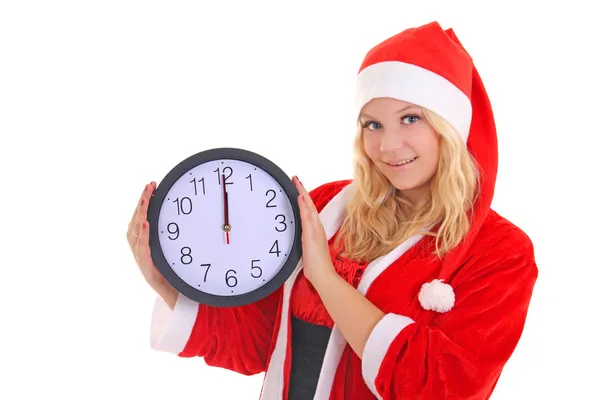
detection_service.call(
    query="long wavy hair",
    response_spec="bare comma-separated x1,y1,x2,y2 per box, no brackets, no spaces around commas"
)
333,108,481,262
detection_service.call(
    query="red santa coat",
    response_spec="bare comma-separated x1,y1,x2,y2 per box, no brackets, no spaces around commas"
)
149,23,538,400
150,182,538,400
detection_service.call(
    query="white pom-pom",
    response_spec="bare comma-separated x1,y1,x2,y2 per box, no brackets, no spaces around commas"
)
418,279,455,313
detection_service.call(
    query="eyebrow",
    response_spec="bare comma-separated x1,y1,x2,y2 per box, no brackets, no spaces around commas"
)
360,105,421,120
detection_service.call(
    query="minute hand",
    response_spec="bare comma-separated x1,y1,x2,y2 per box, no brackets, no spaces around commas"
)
222,173,230,244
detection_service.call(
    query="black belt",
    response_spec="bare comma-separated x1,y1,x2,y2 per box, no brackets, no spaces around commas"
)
288,316,332,400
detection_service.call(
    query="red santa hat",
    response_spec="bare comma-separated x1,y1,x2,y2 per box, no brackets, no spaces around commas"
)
355,21,498,313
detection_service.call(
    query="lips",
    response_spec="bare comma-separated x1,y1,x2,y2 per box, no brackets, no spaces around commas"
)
387,156,418,166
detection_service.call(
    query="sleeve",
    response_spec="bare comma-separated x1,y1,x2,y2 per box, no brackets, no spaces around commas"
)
150,285,282,376
361,244,539,399
149,180,344,376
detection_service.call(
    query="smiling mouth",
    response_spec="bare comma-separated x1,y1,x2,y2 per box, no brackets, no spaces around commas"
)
387,157,418,167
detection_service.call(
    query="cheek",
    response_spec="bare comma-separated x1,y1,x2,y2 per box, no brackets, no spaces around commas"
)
362,135,379,159
416,129,440,159
419,135,441,172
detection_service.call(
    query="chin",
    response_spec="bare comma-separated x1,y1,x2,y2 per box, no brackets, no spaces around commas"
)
382,172,419,191
386,173,431,194
389,180,419,191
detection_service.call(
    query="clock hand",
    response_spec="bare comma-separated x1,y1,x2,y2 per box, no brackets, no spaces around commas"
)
222,173,230,244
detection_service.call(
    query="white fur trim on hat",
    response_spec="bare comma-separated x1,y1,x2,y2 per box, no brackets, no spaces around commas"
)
418,279,455,313
356,61,472,142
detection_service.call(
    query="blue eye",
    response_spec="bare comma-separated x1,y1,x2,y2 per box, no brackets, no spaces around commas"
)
362,121,381,131
402,115,420,124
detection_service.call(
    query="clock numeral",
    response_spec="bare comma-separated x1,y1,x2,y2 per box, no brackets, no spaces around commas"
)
246,173,253,191
251,259,262,278
167,222,179,240
266,189,277,208
190,177,206,195
225,269,238,287
275,214,287,232
201,263,211,282
269,240,281,257
214,166,233,185
174,197,192,215
181,246,193,265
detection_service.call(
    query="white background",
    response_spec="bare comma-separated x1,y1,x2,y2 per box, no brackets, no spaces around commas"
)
1,1,598,399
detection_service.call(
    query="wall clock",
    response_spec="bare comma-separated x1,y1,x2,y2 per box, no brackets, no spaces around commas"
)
147,147,302,307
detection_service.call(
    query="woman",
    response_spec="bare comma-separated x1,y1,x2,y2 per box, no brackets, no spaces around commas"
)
127,21,538,399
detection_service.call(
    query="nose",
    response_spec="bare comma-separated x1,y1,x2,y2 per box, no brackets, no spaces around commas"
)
379,126,405,153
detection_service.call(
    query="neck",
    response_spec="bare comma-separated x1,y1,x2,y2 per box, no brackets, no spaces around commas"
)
399,185,430,209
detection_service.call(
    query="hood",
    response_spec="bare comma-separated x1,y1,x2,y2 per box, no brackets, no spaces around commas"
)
354,21,499,311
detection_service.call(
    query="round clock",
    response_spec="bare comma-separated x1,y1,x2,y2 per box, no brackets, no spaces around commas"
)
147,147,302,307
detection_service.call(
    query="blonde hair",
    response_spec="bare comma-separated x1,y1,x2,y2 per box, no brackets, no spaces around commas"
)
333,108,481,262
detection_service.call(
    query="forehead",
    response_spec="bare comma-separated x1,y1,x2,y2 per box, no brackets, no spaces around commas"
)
360,97,420,117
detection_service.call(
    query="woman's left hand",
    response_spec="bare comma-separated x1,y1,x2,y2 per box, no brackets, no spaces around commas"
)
292,176,336,285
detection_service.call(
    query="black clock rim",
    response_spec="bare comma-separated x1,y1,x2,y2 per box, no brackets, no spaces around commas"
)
147,147,303,308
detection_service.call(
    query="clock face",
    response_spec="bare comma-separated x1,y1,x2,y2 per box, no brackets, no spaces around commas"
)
149,149,301,306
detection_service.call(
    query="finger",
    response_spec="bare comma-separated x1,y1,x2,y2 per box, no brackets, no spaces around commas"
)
293,176,318,215
127,183,153,249
127,191,145,248
292,175,307,198
135,220,153,268
297,193,311,235
129,184,146,222
132,182,154,236
127,197,145,248
294,177,328,241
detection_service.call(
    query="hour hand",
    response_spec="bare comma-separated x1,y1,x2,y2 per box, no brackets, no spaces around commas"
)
222,173,231,244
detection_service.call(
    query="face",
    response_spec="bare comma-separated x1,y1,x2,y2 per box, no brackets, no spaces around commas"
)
360,97,440,206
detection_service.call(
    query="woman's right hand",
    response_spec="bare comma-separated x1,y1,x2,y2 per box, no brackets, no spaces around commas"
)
126,181,178,307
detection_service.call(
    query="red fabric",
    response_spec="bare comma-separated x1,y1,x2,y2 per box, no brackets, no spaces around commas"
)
178,283,282,376
327,205,537,400
371,231,537,399
358,21,473,100
291,230,368,329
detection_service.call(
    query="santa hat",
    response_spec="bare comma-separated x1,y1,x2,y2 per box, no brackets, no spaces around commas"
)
355,21,498,312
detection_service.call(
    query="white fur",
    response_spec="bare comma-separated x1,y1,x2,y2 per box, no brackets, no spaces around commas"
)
356,61,472,142
418,279,455,313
